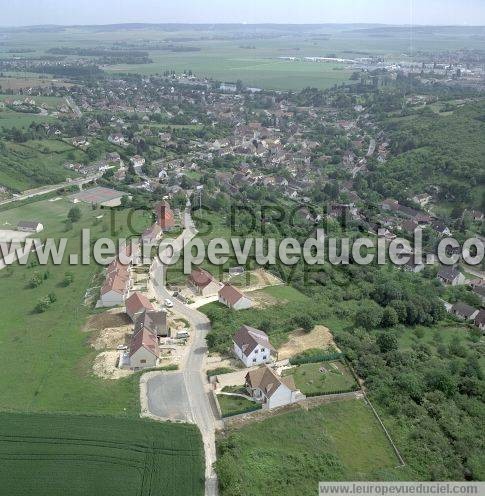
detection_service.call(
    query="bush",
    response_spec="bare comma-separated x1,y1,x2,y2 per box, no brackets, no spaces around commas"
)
207,367,234,378
289,352,344,365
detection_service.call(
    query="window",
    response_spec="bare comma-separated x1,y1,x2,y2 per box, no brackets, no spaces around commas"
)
141,359,146,364
254,349,258,353
261,348,265,352
253,358,256,362
263,356,267,360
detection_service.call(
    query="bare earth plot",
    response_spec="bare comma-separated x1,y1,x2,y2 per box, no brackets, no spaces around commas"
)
278,325,340,360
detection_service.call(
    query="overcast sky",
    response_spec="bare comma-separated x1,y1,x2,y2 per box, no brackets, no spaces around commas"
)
1,0,484,27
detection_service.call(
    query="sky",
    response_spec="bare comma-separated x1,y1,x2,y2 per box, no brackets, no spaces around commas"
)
0,0,484,27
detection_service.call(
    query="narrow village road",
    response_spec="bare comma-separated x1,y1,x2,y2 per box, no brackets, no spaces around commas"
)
146,208,219,496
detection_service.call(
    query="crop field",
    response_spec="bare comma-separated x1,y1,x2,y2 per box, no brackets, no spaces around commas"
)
0,198,151,415
216,399,409,495
0,412,204,496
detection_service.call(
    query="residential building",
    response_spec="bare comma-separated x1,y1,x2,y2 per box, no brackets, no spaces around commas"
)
437,267,465,286
450,302,479,321
134,309,168,338
125,292,154,321
17,221,44,233
218,284,252,311
233,325,276,367
474,309,485,330
129,328,159,369
187,267,222,296
245,365,303,410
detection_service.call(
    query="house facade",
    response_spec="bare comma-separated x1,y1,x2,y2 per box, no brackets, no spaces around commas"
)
245,365,303,410
129,328,159,369
188,267,222,296
218,284,252,310
233,325,276,367
437,267,465,286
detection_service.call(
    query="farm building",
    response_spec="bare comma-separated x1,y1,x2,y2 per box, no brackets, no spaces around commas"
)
69,187,128,208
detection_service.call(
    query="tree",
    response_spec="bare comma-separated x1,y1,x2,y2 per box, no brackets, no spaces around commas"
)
376,332,398,353
382,307,399,328
67,206,81,223
29,272,43,288
356,302,383,330
293,315,314,333
34,296,51,313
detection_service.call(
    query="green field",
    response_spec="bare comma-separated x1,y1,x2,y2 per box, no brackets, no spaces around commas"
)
283,361,358,395
0,412,204,496
0,198,151,415
216,399,408,495
0,139,84,191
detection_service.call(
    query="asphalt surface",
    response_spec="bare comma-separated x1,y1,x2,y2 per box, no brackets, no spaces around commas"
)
147,208,219,496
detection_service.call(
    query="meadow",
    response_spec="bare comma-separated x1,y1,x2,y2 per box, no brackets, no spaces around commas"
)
216,399,408,496
0,198,151,415
0,411,204,496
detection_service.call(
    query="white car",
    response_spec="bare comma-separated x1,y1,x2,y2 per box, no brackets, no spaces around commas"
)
164,298,174,308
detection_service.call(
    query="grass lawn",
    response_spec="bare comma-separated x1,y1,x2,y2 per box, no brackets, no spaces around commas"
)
0,411,204,496
217,394,261,418
283,361,358,395
216,399,408,495
0,198,151,415
201,284,311,354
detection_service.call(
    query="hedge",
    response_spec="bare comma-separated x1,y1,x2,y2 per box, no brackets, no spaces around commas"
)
289,351,344,365
221,404,262,418
303,385,360,397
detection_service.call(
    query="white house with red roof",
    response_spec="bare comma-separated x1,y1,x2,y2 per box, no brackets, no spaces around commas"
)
218,284,252,311
188,267,222,297
125,292,154,322
129,328,159,369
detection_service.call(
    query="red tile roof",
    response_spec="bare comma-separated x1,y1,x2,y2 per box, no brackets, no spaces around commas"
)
125,292,154,318
189,267,214,289
219,283,245,306
130,328,159,358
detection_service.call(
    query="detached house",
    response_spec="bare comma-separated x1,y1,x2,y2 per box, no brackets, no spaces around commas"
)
134,309,168,338
450,302,479,321
437,267,465,286
188,267,222,297
129,328,159,370
17,221,43,233
245,365,303,410
474,310,485,331
125,292,154,322
233,325,276,367
218,284,252,311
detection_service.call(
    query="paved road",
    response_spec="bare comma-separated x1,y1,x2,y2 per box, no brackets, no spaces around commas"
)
147,207,219,496
0,174,100,207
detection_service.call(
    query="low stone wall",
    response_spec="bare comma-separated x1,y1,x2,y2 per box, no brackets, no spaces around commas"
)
221,390,361,429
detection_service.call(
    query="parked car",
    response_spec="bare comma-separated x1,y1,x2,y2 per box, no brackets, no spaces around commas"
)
164,298,174,308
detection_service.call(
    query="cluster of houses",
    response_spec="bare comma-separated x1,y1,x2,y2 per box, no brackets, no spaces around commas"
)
121,291,168,370
187,267,253,310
